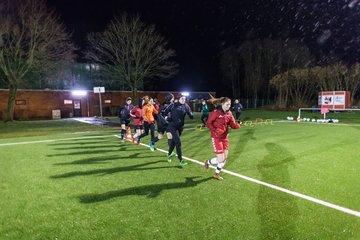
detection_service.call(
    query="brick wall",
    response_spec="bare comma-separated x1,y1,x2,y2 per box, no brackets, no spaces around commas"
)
0,89,215,120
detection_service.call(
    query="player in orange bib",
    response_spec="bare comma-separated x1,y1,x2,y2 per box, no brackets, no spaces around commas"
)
138,96,158,151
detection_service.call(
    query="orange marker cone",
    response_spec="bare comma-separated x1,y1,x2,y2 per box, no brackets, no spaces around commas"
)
126,127,132,140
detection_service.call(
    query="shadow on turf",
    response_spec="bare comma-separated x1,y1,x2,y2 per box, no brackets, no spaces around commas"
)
47,147,130,157
50,160,181,178
79,176,212,203
48,141,110,146
54,152,147,165
225,128,255,168
53,145,122,150
257,142,299,240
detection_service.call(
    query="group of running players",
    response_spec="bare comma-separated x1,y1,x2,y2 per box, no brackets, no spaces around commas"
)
118,93,241,180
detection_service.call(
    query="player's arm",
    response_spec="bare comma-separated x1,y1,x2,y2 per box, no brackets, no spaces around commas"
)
153,105,158,115
142,106,149,122
186,104,194,119
206,111,216,132
229,112,240,129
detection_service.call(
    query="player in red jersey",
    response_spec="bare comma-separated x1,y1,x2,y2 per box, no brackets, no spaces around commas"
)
130,98,144,144
204,97,240,180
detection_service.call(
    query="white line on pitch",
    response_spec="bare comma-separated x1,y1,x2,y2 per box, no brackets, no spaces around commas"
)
0,135,115,147
124,136,360,218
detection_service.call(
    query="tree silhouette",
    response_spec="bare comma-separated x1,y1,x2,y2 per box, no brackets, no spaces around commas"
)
86,14,178,98
0,0,75,121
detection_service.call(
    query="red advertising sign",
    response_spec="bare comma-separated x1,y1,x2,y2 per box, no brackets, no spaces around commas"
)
318,91,350,109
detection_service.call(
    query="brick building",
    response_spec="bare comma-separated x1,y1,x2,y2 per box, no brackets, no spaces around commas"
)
0,89,215,120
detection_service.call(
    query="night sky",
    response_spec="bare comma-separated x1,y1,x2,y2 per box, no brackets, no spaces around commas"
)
47,0,360,94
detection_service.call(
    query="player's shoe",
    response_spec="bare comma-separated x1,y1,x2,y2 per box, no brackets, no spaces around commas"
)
179,160,188,167
204,160,209,172
149,142,155,152
213,173,224,180
167,154,172,163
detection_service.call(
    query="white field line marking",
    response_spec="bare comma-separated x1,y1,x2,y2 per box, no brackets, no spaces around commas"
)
2,134,359,218
0,135,115,147
275,120,360,127
116,135,360,218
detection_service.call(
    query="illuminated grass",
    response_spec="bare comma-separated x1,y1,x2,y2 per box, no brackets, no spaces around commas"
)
1,113,360,239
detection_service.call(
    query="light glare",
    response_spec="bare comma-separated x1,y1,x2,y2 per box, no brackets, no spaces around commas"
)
72,90,87,96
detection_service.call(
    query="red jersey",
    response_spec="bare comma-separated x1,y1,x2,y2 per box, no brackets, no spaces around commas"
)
130,107,144,126
207,108,240,139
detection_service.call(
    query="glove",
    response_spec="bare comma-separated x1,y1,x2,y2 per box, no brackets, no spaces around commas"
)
215,128,225,135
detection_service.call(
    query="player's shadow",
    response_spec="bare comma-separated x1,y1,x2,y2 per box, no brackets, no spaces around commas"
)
48,141,108,146
47,147,128,157
79,176,212,203
50,160,180,179
53,145,121,150
256,142,299,240
54,152,145,165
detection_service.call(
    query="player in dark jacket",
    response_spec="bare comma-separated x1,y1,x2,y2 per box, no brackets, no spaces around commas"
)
165,95,194,166
118,97,134,141
232,99,243,123
153,93,174,144
200,99,210,127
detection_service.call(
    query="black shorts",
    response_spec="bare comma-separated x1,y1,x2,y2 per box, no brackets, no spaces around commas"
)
134,125,143,130
120,119,130,126
157,126,166,134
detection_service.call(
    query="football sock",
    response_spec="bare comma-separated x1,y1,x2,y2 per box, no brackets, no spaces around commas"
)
215,161,226,174
121,129,126,139
209,157,218,165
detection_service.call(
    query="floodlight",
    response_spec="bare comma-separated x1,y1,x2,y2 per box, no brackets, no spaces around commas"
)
72,90,87,96
181,92,190,97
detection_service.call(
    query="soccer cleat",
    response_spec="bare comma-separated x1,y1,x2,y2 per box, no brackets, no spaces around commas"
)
166,154,172,163
204,160,209,172
149,142,155,152
121,139,125,143
179,160,188,167
137,137,141,145
213,173,224,180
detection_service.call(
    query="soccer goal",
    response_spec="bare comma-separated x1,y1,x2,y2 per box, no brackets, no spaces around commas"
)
297,107,360,124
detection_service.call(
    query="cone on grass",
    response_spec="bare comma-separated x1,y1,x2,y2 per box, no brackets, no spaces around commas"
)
126,127,132,140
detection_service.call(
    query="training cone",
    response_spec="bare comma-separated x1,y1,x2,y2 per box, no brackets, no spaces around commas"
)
126,127,132,140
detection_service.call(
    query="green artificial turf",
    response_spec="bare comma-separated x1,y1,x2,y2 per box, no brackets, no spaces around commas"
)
1,112,360,239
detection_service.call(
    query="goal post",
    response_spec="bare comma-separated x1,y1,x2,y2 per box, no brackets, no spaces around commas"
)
297,107,360,123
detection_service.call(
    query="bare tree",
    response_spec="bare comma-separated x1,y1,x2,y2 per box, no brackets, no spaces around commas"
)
0,0,75,121
348,64,360,104
86,14,178,97
219,46,241,99
313,64,348,91
238,40,262,108
270,68,317,108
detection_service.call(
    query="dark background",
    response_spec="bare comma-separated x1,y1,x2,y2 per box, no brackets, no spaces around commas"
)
47,0,360,95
